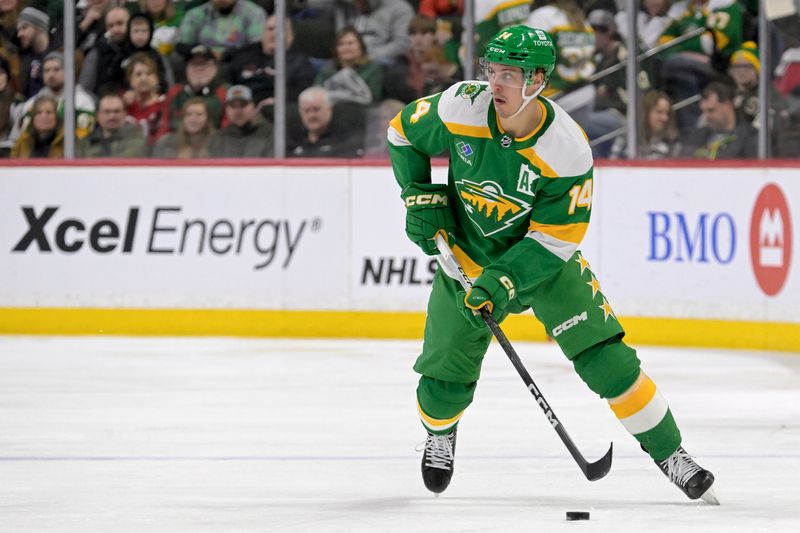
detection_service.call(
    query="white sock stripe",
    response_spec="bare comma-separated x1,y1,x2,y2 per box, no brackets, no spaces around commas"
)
617,389,670,435
419,416,458,433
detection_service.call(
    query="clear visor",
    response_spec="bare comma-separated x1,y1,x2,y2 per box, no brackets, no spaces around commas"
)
479,58,528,89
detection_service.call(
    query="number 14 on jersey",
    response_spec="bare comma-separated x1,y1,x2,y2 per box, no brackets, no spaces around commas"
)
567,179,592,215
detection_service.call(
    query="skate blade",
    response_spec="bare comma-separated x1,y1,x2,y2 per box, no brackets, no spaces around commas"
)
700,486,720,505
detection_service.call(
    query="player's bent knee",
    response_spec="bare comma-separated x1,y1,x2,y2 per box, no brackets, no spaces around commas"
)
571,335,642,399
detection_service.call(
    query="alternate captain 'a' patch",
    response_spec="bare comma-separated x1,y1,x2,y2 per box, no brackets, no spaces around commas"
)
456,179,531,237
455,82,488,104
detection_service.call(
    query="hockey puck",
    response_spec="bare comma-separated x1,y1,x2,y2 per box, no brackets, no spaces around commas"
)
566,511,590,521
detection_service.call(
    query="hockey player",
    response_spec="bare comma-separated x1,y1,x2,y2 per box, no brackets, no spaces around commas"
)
386,25,717,503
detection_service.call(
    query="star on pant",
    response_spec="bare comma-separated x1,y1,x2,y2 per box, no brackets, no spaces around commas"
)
576,254,590,276
599,298,616,321
587,276,601,299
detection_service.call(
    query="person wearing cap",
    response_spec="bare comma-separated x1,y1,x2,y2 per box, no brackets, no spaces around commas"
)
209,84,273,157
15,6,54,98
176,0,266,64
8,51,96,144
79,6,132,97
160,44,228,135
728,41,761,126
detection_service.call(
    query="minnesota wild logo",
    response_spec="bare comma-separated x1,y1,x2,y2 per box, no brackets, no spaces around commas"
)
456,82,487,103
456,179,532,236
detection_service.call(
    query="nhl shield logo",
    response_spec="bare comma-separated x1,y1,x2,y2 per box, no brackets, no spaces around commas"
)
456,179,532,236
500,135,513,148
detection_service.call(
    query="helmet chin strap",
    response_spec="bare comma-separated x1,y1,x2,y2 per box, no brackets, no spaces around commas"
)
507,81,546,119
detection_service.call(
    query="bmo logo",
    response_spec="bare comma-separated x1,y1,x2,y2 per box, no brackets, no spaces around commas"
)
749,184,792,296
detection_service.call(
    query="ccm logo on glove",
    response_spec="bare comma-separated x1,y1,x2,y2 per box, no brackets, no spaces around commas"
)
404,194,449,207
498,275,516,299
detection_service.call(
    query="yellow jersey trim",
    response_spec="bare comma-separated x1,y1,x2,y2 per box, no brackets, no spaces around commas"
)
444,122,493,139
528,221,589,244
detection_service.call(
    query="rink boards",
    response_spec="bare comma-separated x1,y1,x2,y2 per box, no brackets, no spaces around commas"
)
0,160,798,351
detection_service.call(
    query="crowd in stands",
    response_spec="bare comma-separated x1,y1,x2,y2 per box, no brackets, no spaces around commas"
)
1,0,799,160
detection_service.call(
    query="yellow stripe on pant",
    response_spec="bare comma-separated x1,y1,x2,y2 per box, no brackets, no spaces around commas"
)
418,402,463,433
608,371,669,435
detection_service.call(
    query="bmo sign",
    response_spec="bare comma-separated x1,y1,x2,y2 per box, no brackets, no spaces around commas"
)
750,183,792,296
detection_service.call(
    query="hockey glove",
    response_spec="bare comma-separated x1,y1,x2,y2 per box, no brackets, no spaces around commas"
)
401,182,456,256
462,268,516,328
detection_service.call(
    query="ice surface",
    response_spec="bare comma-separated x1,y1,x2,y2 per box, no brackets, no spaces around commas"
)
1,336,798,532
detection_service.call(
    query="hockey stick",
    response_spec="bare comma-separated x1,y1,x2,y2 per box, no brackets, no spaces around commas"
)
434,232,613,481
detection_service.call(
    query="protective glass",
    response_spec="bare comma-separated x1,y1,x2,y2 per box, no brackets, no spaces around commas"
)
479,59,527,88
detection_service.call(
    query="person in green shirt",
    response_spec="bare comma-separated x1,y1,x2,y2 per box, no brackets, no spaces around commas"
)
387,24,718,504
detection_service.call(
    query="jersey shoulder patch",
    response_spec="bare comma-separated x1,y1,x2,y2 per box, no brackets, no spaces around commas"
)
437,81,493,138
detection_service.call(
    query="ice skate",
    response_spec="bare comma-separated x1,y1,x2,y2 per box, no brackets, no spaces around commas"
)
420,427,457,494
656,446,719,504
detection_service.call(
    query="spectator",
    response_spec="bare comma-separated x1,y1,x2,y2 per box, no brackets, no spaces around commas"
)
314,26,383,105
161,44,228,134
615,0,686,51
590,9,652,115
610,90,680,159
659,0,743,68
153,96,215,158
466,0,529,61
1,0,21,45
124,52,167,147
681,81,757,159
141,0,185,57
15,6,54,98
341,0,414,65
418,0,463,18
528,1,622,157
125,12,175,91
289,86,363,157
384,15,460,103
76,0,111,54
80,6,132,97
0,55,23,153
78,93,147,158
527,0,595,95
176,0,266,63
10,52,96,143
11,94,63,158
209,84,273,157
658,0,743,133
228,13,315,109
774,47,800,97
728,41,761,127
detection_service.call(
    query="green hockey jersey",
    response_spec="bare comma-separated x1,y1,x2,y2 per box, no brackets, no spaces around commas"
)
658,0,743,61
467,0,532,59
387,81,594,293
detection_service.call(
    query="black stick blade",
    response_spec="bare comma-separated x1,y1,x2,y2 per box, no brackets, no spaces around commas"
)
581,442,613,481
